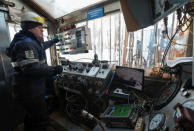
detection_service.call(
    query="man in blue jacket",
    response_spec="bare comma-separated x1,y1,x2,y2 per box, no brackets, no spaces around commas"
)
7,12,63,131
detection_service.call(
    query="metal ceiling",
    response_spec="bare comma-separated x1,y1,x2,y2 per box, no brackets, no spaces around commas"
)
33,0,106,18
22,0,56,22
22,0,119,26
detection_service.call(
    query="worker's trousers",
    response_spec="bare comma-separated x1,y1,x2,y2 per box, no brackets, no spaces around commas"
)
16,95,48,131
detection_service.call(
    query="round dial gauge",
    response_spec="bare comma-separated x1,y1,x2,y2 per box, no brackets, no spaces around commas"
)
149,113,166,131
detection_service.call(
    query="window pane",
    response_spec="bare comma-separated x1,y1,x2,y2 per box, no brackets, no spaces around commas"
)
34,0,106,18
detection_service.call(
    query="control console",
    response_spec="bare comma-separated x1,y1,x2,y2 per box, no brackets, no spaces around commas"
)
62,61,113,80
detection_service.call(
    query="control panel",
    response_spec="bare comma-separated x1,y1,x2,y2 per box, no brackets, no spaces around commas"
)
56,26,91,54
62,61,113,80
55,59,114,129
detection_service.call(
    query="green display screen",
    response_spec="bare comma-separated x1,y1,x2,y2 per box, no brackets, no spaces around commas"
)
111,105,131,117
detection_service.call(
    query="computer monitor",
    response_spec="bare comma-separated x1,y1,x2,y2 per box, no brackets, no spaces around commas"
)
116,66,144,91
120,0,190,32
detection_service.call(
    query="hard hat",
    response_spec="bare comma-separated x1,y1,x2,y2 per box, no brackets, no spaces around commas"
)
21,11,44,24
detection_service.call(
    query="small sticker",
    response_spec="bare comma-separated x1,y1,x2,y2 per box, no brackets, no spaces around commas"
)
25,50,35,58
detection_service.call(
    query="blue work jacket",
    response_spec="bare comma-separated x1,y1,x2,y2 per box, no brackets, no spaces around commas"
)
8,30,58,98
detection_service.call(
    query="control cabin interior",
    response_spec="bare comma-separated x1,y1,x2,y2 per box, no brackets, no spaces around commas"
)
0,0,194,131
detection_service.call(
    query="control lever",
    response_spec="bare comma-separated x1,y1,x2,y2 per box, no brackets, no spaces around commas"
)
92,53,100,67
173,103,194,131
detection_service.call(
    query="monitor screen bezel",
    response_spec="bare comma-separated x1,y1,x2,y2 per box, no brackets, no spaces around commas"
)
115,66,144,92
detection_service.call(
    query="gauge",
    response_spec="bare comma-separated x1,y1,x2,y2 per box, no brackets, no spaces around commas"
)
174,99,194,119
149,113,166,131
154,82,181,109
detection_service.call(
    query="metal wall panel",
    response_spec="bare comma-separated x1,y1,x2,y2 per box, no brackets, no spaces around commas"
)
0,12,10,48
0,11,25,131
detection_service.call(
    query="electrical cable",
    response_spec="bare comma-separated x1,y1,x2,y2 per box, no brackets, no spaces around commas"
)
157,12,192,78
167,34,192,47
159,10,193,77
98,71,116,99
177,7,192,32
177,8,183,25
82,110,106,131
65,93,89,123
181,17,193,32
162,14,192,66
161,26,180,66
164,15,192,48
105,71,116,90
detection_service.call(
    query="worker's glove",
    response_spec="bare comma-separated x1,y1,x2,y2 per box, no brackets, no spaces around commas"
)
53,34,62,43
173,103,194,131
54,65,63,75
52,38,59,43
